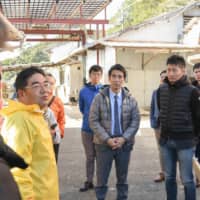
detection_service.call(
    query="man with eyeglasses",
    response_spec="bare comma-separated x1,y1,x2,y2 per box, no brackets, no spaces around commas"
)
0,67,59,200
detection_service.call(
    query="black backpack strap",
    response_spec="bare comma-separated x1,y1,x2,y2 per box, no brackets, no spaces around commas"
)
48,96,55,107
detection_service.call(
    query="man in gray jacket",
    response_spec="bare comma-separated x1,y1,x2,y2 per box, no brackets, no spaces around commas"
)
89,64,140,200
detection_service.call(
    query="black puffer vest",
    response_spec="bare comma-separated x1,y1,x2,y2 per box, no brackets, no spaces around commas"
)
192,80,200,91
159,76,195,139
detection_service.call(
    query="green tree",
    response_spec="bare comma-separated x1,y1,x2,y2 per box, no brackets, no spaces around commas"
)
2,43,50,66
2,43,50,81
108,0,199,34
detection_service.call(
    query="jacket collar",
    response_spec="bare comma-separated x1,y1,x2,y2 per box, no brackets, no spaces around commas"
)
192,80,200,89
165,75,189,88
100,86,131,99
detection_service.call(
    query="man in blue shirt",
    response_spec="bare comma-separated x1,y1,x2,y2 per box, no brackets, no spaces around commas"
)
79,65,103,192
150,70,166,182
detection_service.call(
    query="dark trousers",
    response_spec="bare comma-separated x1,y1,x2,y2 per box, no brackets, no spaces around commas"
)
81,132,95,182
195,141,200,163
53,144,60,163
95,143,133,200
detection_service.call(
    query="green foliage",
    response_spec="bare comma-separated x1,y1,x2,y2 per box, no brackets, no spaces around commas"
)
108,0,199,34
2,71,16,82
1,43,50,81
2,43,50,66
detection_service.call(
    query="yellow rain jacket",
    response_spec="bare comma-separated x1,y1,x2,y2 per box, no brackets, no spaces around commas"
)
0,100,59,200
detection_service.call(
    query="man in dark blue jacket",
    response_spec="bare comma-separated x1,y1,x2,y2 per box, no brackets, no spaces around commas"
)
192,62,200,187
79,65,103,192
150,69,166,182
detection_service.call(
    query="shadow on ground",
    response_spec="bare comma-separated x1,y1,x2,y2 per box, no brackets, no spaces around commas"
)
57,125,200,200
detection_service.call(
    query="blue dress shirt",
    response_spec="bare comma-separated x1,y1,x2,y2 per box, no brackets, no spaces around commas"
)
109,88,122,136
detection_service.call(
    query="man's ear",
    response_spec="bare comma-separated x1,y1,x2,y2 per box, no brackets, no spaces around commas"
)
180,67,186,75
17,89,25,98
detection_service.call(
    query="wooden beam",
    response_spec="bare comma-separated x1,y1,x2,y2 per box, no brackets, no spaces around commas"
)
2,60,81,72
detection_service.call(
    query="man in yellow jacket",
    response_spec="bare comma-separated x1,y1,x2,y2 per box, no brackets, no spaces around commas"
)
0,67,59,200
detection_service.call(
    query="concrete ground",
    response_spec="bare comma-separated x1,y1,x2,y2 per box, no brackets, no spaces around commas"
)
58,105,200,200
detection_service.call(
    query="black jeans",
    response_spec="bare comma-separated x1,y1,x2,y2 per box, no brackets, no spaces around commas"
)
195,141,200,163
53,144,60,163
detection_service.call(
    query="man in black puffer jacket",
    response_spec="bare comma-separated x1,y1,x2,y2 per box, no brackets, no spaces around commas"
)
158,55,200,200
0,135,28,200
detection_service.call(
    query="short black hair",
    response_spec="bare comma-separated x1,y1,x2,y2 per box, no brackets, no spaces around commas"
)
193,63,200,71
160,70,166,76
166,55,186,68
89,65,103,75
15,66,45,91
46,72,56,81
108,64,127,79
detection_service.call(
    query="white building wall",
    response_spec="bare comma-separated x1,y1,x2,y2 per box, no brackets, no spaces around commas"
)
84,48,115,84
115,48,169,107
98,49,106,83
85,50,97,81
45,66,71,104
69,65,83,101
116,16,183,43
184,7,200,17
103,47,116,83
62,66,71,103
184,20,200,45
85,49,109,83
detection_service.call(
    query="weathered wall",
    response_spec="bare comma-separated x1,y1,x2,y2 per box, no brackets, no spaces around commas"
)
115,16,183,43
115,48,168,107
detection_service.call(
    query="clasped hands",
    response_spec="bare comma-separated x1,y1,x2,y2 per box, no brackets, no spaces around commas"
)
107,137,125,150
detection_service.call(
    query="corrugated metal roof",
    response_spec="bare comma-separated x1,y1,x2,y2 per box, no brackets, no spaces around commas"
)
0,0,110,28
0,0,110,42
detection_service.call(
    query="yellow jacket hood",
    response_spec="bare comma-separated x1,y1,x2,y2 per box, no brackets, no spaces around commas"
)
0,100,43,117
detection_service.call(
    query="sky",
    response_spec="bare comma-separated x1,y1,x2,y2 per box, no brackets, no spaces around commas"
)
0,0,125,62
97,0,125,19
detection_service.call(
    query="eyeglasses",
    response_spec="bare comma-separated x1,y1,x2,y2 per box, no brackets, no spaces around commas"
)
48,82,55,87
25,82,51,90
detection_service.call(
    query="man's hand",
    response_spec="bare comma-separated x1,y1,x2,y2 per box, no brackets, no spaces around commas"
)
50,129,56,136
114,137,126,149
107,137,126,150
107,138,118,149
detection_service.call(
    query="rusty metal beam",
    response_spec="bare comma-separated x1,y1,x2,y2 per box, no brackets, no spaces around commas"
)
9,18,109,25
21,29,86,45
